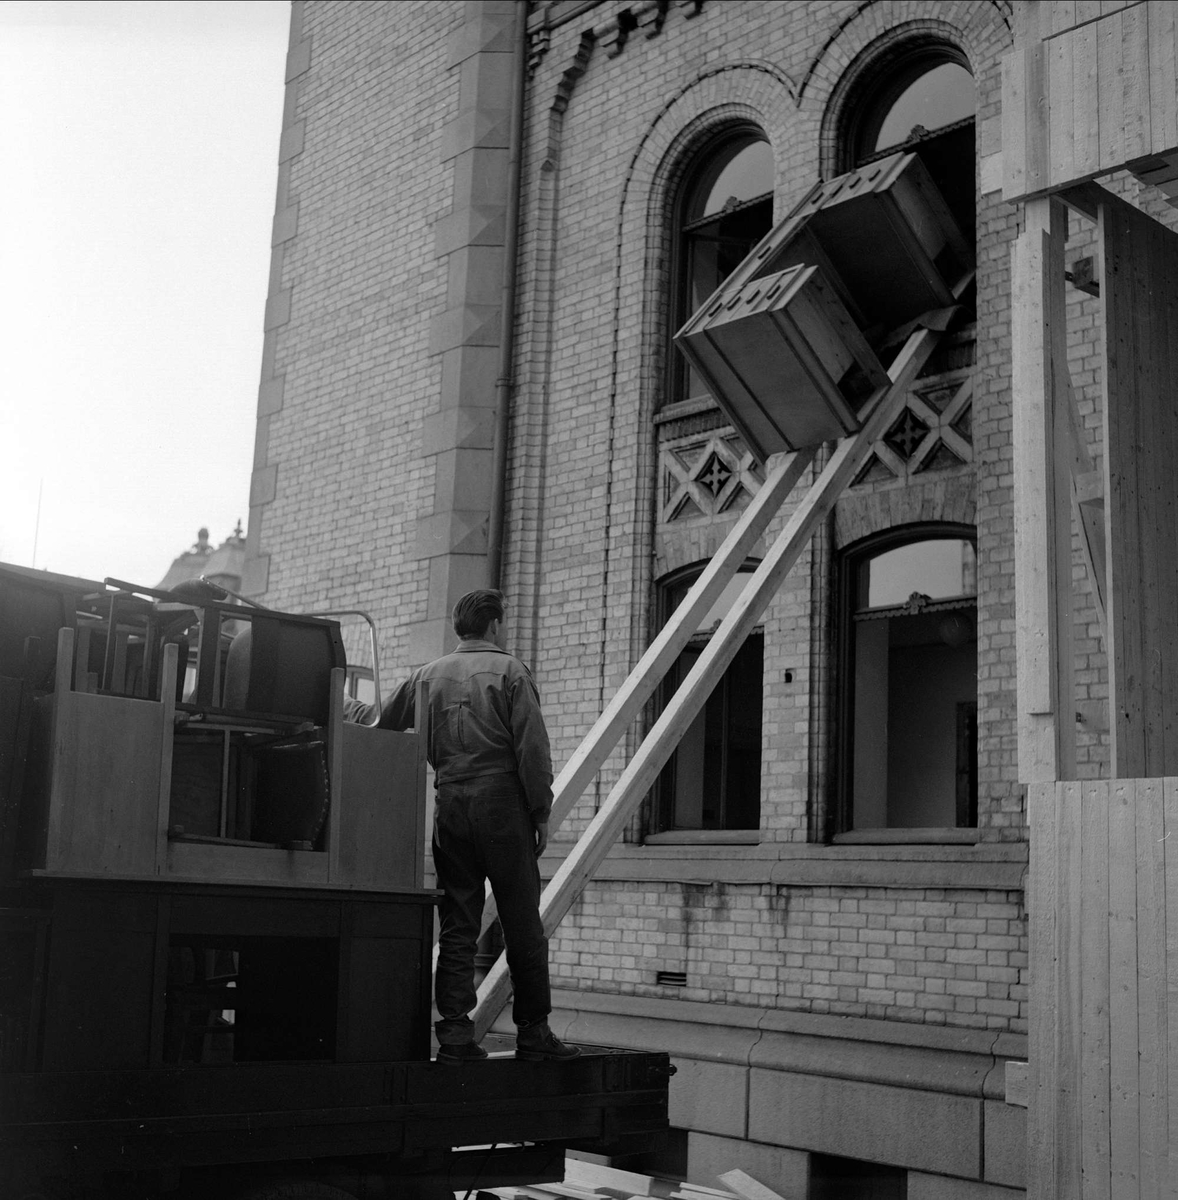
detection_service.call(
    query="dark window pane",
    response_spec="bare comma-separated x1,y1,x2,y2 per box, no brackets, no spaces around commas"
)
872,61,974,152
654,571,763,833
673,136,774,405
680,196,773,398
843,533,979,832
685,139,774,223
858,538,976,609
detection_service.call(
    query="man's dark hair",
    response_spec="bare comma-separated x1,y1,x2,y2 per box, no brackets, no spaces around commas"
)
452,589,505,639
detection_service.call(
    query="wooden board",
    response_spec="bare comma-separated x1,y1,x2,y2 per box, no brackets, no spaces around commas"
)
1100,195,1178,777
1028,779,1059,1199
43,689,165,876
1108,780,1140,1198
1080,779,1112,1200
1012,198,1072,782
336,722,426,891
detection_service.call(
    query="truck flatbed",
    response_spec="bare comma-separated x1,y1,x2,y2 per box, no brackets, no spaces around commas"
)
3,1049,672,1177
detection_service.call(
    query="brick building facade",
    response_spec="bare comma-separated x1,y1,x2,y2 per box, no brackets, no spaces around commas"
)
241,2,1177,1195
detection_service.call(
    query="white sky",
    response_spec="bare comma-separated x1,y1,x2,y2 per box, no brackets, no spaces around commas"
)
0,0,289,587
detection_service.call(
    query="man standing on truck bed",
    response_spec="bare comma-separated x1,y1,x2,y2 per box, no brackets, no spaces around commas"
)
377,589,580,1065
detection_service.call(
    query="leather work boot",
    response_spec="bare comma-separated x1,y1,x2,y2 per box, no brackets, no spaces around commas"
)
514,1022,582,1061
436,1041,489,1065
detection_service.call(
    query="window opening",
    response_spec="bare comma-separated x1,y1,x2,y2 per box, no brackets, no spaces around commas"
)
651,566,762,833
866,61,974,153
839,531,977,833
848,49,976,253
672,134,774,404
346,665,375,705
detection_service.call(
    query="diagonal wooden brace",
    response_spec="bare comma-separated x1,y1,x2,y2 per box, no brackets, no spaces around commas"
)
470,322,943,1038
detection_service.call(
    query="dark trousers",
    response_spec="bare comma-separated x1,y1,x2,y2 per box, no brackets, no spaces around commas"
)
432,775,551,1043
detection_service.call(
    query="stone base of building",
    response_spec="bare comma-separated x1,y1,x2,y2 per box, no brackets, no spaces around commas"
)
496,989,1026,1197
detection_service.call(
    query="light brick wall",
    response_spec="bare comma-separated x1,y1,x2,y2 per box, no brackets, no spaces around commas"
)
553,880,1027,1033
247,0,461,669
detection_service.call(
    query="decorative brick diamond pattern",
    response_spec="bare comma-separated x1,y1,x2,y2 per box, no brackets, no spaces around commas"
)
659,431,764,522
853,369,973,486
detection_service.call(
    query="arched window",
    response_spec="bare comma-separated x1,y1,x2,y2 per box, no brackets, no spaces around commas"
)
670,133,774,404
843,44,976,247
838,527,978,833
649,565,763,836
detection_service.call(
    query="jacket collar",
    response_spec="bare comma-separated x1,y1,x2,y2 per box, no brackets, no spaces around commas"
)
454,638,506,654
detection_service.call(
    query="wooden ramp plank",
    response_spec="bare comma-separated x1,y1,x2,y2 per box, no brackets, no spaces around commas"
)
471,324,943,1038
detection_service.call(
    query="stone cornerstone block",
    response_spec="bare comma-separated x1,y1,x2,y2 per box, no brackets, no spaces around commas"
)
669,1058,747,1139
748,1069,981,1178
983,1098,1026,1188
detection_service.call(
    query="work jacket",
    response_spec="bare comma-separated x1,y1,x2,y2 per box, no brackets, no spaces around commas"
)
376,639,554,821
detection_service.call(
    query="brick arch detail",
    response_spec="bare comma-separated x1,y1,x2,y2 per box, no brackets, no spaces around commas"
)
799,0,1012,104
609,62,804,487
834,473,977,549
796,2,1013,175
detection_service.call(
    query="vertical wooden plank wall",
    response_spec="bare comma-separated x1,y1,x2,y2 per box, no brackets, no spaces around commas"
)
1003,4,1178,202
1029,779,1178,1199
1100,198,1178,778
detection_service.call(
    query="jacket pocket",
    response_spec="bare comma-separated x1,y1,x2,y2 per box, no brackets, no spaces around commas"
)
435,701,469,756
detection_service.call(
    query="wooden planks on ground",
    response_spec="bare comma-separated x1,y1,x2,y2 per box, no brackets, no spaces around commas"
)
475,1156,770,1200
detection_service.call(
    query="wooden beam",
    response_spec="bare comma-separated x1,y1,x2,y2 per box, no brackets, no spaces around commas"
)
1027,780,1059,1200
471,324,942,1038
1013,196,1074,783
1099,194,1178,778
1079,778,1111,1200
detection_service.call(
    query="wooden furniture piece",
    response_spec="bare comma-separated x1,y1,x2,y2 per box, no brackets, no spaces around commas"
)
675,263,888,459
674,151,973,459
717,150,973,335
15,622,426,891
